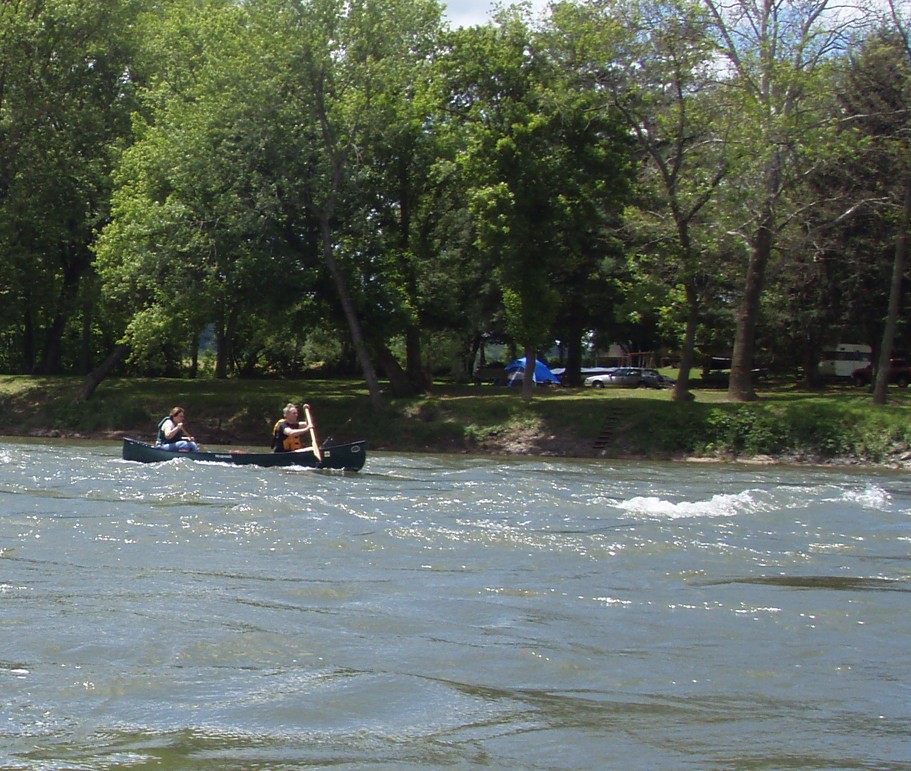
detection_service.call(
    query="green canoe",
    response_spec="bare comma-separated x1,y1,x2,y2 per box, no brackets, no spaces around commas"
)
122,437,367,471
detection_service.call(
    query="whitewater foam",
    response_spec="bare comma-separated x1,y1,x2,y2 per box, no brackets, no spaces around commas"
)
617,489,773,519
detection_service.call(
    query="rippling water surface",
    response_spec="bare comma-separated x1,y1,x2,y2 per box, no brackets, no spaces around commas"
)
2,439,910,769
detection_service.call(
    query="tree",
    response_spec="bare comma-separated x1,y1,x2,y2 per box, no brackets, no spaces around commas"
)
253,0,448,408
438,8,633,399
557,0,732,398
96,0,464,408
853,10,911,404
702,0,871,400
774,23,911,389
94,0,296,381
0,0,140,374
328,0,455,394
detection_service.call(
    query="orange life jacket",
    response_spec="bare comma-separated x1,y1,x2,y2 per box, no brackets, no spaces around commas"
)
272,420,303,452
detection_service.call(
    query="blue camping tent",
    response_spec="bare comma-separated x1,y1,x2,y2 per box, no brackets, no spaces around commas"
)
504,357,558,385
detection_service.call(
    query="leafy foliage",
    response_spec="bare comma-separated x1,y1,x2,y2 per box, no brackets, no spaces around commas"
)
0,0,906,412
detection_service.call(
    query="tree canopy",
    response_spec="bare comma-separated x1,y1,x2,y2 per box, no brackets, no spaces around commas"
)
0,0,906,406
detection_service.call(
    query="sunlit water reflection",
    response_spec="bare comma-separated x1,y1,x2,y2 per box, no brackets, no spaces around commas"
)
2,439,909,768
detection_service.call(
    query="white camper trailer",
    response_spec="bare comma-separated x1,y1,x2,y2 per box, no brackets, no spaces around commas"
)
818,344,872,379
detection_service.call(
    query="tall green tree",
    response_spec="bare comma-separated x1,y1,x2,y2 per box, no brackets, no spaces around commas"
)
761,15,911,393
95,0,293,381
770,28,911,387
438,8,633,399
438,17,559,400
858,10,911,404
253,0,446,409
325,0,452,394
703,0,870,400
96,0,447,408
0,0,140,374
557,0,730,398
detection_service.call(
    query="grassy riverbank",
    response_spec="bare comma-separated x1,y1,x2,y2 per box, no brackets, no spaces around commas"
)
2,374,910,466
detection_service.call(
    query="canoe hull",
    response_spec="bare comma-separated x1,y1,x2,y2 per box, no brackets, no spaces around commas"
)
122,437,366,471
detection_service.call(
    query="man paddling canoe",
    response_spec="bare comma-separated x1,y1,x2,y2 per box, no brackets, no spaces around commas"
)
272,403,321,459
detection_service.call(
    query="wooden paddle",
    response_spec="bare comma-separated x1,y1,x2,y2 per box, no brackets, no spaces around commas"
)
302,403,322,461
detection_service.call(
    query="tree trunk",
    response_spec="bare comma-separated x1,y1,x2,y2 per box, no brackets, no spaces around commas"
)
521,342,536,401
872,178,911,404
319,214,386,412
564,333,584,388
729,213,774,401
561,305,585,387
395,152,429,394
405,325,429,393
799,338,822,390
76,343,129,401
467,332,483,379
376,344,419,397
36,247,89,375
672,281,699,401
215,320,228,379
190,332,199,378
22,294,35,374
37,309,68,375
80,297,93,375
39,292,76,374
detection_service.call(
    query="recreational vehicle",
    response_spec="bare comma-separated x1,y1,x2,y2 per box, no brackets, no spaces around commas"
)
818,344,871,379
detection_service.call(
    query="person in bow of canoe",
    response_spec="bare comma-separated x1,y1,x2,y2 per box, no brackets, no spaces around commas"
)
272,402,314,452
156,406,200,452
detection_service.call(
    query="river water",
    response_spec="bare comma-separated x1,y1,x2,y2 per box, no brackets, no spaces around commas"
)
1,439,909,770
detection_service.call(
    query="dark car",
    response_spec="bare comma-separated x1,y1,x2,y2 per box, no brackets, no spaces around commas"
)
700,366,768,387
851,359,911,387
472,364,507,385
640,369,675,388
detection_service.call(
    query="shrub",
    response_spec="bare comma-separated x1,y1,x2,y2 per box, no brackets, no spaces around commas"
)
701,406,789,456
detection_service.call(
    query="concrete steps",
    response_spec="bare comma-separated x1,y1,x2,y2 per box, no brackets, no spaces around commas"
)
593,405,622,454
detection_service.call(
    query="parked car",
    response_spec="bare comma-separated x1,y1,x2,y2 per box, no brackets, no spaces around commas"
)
554,367,617,386
638,368,675,388
585,367,673,388
583,372,616,387
851,359,911,387
700,367,768,387
652,372,677,388
472,364,507,385
579,368,618,387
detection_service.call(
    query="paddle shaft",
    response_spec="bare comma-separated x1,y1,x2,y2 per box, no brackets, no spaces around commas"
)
303,403,322,461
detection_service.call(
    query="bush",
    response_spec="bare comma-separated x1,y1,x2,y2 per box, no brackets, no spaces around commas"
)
783,404,854,458
701,407,789,456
